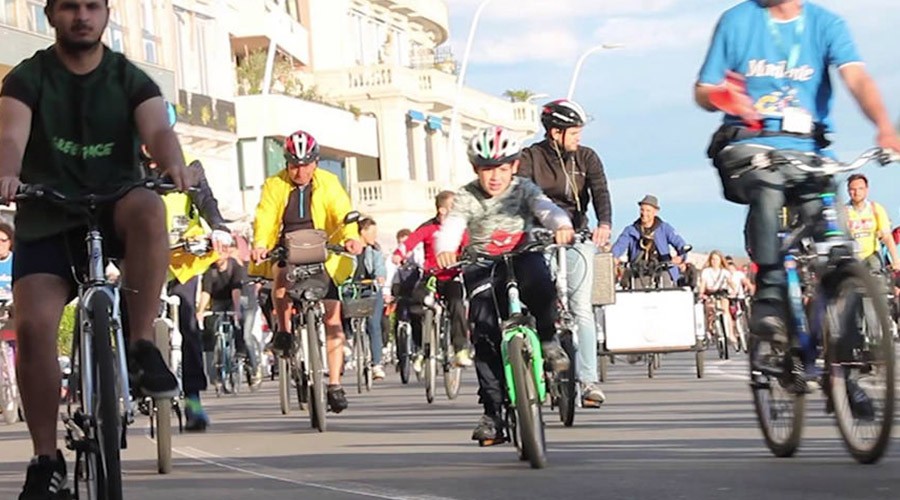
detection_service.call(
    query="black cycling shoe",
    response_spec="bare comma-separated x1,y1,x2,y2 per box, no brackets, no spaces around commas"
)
749,299,789,345
19,450,72,500
541,340,571,373
273,331,293,355
846,378,876,421
327,384,348,414
471,415,506,446
129,339,179,398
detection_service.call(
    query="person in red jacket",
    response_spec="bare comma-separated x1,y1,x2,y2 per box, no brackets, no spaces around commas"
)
392,191,472,367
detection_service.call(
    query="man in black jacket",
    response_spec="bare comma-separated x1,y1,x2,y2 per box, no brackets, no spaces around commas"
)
517,99,612,406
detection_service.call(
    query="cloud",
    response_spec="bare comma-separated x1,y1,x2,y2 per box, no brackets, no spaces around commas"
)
593,15,715,52
609,167,719,207
448,0,679,21
467,27,581,63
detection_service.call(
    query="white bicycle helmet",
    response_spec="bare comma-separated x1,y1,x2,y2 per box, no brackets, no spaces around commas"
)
467,126,522,167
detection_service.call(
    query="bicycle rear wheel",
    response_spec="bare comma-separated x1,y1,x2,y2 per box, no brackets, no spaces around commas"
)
749,336,805,458
442,315,461,400
557,331,576,427
307,310,327,432
361,326,373,392
824,263,895,464
423,309,436,404
90,294,124,499
508,336,547,469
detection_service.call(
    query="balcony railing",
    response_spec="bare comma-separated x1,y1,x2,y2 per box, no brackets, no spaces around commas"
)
177,90,237,133
317,64,538,131
353,180,447,212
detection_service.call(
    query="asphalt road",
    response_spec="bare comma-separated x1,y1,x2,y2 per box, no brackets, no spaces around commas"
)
1,351,897,500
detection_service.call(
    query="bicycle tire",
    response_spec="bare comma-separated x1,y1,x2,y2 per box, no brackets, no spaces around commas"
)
212,339,225,397
362,325,373,392
716,314,729,360
647,355,655,378
749,336,805,458
599,354,608,383
354,321,364,394
0,343,19,424
278,357,290,415
423,309,436,404
307,309,327,432
90,294,124,500
557,331,576,427
397,323,411,385
155,397,172,474
825,262,895,464
695,350,705,379
508,335,547,469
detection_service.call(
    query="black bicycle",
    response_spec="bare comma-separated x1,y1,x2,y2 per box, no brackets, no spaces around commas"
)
14,179,177,500
727,147,898,463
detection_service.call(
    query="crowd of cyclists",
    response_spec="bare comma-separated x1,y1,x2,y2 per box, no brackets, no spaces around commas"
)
1,0,900,498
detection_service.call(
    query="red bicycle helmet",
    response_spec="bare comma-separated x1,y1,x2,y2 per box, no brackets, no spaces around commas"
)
284,130,320,165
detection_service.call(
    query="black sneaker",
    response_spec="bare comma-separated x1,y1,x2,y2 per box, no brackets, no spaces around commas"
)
541,340,571,373
327,384,348,414
273,331,293,355
471,415,506,445
749,299,789,345
19,450,71,500
129,339,179,398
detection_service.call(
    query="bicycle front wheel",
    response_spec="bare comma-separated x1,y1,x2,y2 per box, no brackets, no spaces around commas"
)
557,331,576,427
307,310,327,432
0,343,19,424
90,294,124,500
278,357,291,415
423,309,436,404
397,323,411,385
155,397,172,474
508,336,547,469
824,262,895,464
749,336,805,458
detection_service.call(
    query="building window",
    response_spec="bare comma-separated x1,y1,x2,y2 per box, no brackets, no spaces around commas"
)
1,0,17,26
175,8,210,95
141,0,160,64
106,7,126,53
26,0,51,35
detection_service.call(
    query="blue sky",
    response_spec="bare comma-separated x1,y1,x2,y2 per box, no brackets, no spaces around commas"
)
446,0,900,255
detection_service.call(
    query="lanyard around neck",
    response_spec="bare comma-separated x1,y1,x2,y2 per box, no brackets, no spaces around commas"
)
765,9,805,74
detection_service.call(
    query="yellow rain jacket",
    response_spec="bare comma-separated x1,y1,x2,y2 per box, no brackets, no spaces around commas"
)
165,154,218,283
249,168,359,284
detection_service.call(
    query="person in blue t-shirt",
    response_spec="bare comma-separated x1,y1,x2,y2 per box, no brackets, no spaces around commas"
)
0,223,13,302
694,0,900,340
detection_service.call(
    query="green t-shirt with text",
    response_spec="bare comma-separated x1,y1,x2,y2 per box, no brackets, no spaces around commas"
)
0,46,161,241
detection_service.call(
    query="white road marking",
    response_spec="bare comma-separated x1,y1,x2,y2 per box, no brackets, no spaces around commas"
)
145,436,461,500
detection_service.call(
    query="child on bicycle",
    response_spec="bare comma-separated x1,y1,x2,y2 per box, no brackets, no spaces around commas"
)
436,126,575,445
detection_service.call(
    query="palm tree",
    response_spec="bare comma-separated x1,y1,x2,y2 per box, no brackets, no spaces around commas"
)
503,89,537,103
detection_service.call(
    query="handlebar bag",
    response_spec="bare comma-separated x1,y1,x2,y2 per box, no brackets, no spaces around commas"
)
284,229,328,265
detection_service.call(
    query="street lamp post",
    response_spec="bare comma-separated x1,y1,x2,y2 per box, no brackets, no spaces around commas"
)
566,43,624,101
446,0,494,185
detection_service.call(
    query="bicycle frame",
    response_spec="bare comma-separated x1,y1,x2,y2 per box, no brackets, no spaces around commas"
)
495,255,547,406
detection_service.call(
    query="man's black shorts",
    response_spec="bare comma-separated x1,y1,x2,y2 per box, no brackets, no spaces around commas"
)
13,222,124,298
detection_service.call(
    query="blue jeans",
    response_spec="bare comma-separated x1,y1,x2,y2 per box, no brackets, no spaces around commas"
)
366,292,384,366
557,243,599,385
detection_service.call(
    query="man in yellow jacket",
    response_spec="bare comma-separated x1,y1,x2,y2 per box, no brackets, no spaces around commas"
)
250,130,361,413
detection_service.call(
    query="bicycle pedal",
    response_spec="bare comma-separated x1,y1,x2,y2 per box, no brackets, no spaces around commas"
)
477,437,508,447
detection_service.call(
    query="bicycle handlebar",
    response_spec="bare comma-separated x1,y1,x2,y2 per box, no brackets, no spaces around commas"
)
734,147,900,178
10,178,182,205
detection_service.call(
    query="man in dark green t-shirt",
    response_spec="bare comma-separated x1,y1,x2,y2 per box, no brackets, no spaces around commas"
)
0,2,189,498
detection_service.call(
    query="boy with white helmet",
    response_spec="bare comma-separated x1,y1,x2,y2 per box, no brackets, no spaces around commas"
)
436,126,574,445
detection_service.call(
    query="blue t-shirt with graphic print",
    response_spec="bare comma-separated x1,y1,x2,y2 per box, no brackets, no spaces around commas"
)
698,1,861,152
